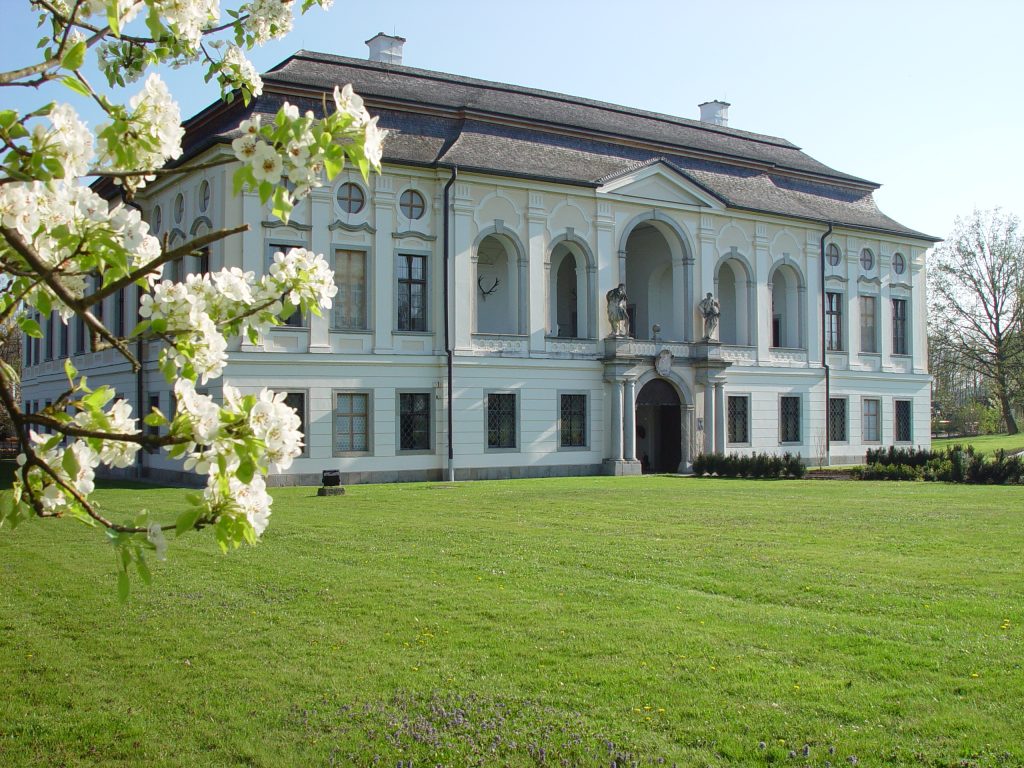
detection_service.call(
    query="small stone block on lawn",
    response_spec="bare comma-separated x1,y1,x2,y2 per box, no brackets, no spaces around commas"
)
317,486,346,496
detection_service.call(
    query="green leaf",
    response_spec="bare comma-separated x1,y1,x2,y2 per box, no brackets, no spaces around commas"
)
35,291,52,316
143,411,165,427
237,457,255,484
59,75,92,98
18,316,42,339
61,40,86,71
117,570,130,602
64,358,77,383
175,507,202,536
136,556,152,586
61,446,79,479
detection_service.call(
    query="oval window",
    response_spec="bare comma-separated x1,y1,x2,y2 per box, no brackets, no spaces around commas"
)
336,182,365,214
199,180,211,212
892,252,906,274
826,243,841,266
173,192,184,224
399,189,426,220
860,248,874,271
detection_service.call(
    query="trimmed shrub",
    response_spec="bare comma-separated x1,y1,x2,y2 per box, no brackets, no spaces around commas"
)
692,451,804,479
860,444,1021,485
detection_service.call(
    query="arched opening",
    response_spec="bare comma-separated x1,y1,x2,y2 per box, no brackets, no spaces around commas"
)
635,379,682,474
624,224,678,340
475,234,519,334
716,257,753,345
770,263,803,348
554,254,577,337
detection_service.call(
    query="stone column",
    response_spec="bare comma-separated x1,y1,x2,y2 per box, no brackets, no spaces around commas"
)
703,382,714,453
526,195,546,350
609,379,623,462
623,378,637,461
681,404,695,472
595,201,615,339
452,182,475,351
714,381,726,454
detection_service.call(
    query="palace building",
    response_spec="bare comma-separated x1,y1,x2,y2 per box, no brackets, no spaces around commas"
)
21,34,938,484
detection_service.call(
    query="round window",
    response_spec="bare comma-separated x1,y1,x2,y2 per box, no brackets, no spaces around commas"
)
173,193,184,224
893,252,906,275
152,205,162,234
399,189,426,220
336,182,365,214
199,180,210,212
860,248,874,271
826,243,841,266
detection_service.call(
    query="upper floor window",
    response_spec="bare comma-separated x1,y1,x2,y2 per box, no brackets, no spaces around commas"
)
892,252,906,275
173,193,184,224
199,180,211,212
396,253,426,331
333,249,368,330
892,298,908,355
825,291,843,351
859,248,874,271
152,205,162,235
826,243,842,267
860,295,877,354
266,243,305,327
399,189,425,220
336,182,365,214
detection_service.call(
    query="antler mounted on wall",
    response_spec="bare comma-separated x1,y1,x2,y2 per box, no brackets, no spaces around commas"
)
477,277,500,297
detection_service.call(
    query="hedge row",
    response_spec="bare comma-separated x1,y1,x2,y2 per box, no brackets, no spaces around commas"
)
692,452,806,479
857,445,1023,484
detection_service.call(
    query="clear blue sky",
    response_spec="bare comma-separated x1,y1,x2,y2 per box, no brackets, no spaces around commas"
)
3,0,1021,241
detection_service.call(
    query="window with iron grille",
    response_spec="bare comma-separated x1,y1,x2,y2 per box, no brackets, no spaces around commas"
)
334,392,369,453
892,298,908,355
283,392,306,456
399,392,431,451
397,253,427,331
727,395,749,444
334,249,368,330
860,295,877,353
559,393,587,448
825,291,843,351
829,397,847,442
114,287,126,337
895,400,912,442
487,392,517,449
863,398,880,442
780,396,800,443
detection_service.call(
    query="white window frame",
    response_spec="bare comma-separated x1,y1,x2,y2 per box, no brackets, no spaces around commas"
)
779,394,801,445
726,393,751,446
332,389,372,457
894,399,913,444
266,240,309,328
396,390,434,454
332,246,372,332
484,390,520,453
557,390,589,451
828,396,849,444
862,397,881,443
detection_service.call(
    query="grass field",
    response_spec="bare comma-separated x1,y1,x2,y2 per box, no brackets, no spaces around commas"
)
1,475,1022,767
932,433,1024,455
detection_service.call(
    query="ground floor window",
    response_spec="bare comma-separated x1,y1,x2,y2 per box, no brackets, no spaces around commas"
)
283,392,307,456
779,396,800,444
334,392,369,454
559,393,587,448
863,398,880,442
727,395,749,444
398,392,431,451
486,392,517,450
829,397,847,442
895,399,912,443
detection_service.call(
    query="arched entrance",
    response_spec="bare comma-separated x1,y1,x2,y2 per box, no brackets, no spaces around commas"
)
635,379,681,473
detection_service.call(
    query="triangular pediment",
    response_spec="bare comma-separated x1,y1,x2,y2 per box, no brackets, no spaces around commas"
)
598,160,724,209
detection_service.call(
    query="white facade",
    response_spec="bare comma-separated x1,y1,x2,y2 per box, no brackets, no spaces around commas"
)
20,55,934,485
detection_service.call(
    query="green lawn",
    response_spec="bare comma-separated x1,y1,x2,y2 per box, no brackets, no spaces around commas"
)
932,433,1024,455
1,476,1022,767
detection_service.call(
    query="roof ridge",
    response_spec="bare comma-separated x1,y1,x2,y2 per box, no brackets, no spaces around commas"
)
275,50,801,151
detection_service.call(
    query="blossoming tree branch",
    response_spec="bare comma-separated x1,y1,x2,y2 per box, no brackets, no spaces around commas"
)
0,0,385,594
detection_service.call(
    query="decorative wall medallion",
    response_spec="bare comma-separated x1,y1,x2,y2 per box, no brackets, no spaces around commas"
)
655,349,673,377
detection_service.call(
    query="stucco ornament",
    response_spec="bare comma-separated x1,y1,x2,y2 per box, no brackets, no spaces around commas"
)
699,292,721,341
655,349,673,377
606,283,630,337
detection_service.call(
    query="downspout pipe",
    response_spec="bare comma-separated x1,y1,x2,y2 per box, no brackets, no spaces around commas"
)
820,222,834,467
442,166,458,482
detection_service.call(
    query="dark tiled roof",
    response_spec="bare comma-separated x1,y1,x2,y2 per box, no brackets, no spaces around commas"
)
189,51,937,241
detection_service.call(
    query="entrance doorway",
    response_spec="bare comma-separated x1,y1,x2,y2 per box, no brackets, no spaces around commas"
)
635,379,681,473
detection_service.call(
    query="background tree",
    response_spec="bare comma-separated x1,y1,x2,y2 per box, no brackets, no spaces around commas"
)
929,209,1024,435
0,315,22,441
0,0,384,592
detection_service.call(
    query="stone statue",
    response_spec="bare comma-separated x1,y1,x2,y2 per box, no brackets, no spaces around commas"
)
699,291,720,341
606,283,630,337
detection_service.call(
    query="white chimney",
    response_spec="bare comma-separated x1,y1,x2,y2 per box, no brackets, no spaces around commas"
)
698,100,730,127
366,33,406,65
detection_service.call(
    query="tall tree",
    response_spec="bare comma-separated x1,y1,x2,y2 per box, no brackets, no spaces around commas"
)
929,209,1024,434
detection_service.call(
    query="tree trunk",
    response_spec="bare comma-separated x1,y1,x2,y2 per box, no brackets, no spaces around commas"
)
1000,392,1019,435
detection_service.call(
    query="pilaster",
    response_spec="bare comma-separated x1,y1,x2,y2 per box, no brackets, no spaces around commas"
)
452,181,474,351
308,189,333,352
595,200,616,339
527,191,547,352
373,175,396,352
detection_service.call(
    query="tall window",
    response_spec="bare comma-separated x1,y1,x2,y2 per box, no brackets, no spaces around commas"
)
283,392,306,456
45,313,54,361
559,393,587,448
334,392,369,453
727,395,749,444
487,392,517,450
398,392,431,451
333,249,367,330
75,314,85,354
397,253,427,331
114,287,126,337
892,298,908,355
59,320,68,359
267,243,304,327
825,291,843,351
195,247,210,276
860,295,877,353
895,400,912,443
780,396,800,443
863,398,880,442
828,398,847,442
147,393,161,437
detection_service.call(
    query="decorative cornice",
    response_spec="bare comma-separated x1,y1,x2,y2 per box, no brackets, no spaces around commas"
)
392,230,436,242
263,219,313,231
328,220,376,234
